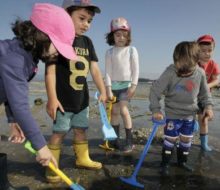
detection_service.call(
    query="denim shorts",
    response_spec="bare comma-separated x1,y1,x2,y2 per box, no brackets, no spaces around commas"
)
112,88,129,103
53,107,89,133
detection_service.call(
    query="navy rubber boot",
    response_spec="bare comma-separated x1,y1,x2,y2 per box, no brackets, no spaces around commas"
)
160,148,173,176
123,128,135,153
109,125,120,149
177,148,193,172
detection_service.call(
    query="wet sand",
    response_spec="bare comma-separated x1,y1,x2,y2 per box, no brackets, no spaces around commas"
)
0,82,220,190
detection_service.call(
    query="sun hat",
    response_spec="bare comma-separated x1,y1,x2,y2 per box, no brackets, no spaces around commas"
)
62,0,101,13
110,17,130,32
30,3,77,60
197,34,215,44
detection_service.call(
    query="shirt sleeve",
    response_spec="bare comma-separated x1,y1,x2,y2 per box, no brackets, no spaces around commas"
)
4,102,15,123
105,49,112,86
130,47,139,85
0,56,46,150
86,36,98,62
149,66,173,114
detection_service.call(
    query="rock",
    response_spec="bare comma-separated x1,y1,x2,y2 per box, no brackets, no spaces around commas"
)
34,98,43,105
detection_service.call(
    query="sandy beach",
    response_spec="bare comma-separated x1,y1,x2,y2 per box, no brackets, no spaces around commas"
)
0,81,220,190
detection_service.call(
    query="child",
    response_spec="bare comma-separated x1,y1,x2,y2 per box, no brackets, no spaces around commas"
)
0,3,76,189
45,0,106,183
105,17,139,153
149,41,213,176
197,34,220,151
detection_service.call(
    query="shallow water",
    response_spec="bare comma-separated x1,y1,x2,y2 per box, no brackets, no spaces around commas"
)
89,96,220,189
1,82,220,189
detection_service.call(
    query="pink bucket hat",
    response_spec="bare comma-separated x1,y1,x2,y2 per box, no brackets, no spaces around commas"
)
30,3,77,60
110,17,130,32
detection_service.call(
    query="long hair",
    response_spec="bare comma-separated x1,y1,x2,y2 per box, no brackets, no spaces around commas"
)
12,19,51,62
173,41,199,76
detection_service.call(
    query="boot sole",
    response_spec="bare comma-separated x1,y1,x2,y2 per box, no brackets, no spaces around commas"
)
76,164,102,170
46,177,62,183
177,164,194,172
123,145,135,154
201,146,212,151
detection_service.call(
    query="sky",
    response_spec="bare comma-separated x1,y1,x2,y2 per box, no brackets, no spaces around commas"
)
1,0,220,80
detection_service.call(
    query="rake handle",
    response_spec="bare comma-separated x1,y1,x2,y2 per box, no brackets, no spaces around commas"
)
106,96,116,121
132,118,166,177
48,162,73,185
24,141,74,186
132,123,159,177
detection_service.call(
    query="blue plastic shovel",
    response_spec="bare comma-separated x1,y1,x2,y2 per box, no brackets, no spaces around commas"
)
95,92,117,141
120,118,166,188
24,141,85,190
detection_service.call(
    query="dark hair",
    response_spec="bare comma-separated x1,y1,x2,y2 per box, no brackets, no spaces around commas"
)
66,6,95,16
173,41,199,76
198,41,215,48
105,30,131,46
12,19,51,62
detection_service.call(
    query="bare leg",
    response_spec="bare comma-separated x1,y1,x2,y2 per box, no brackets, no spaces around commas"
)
198,114,212,151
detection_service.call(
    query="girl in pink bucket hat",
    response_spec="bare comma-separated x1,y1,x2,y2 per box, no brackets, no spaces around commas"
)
104,17,139,153
0,3,76,190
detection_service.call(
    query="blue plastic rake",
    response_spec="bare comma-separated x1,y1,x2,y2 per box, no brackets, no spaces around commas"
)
95,92,117,141
120,118,166,188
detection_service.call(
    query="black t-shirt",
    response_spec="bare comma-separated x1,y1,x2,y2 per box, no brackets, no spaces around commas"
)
56,35,98,113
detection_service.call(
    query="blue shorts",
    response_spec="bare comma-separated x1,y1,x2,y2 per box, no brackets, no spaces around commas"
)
164,119,194,138
53,107,89,133
112,88,129,103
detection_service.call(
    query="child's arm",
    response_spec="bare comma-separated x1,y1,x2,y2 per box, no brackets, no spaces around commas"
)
198,72,213,119
208,74,219,89
90,61,107,102
149,67,172,115
5,102,27,143
105,49,113,100
45,64,64,120
106,86,113,100
4,102,15,123
127,84,137,99
202,106,214,123
127,47,139,99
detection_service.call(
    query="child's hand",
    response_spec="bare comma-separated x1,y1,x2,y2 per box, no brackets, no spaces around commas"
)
202,108,214,122
46,98,64,120
106,88,113,101
36,145,58,167
8,123,26,143
127,85,137,99
99,92,107,103
152,112,164,121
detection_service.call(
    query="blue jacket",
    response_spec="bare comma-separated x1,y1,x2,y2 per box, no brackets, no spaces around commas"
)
0,38,46,150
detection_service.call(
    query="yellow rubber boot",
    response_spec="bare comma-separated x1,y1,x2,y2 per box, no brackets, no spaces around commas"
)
73,141,102,170
45,144,61,183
